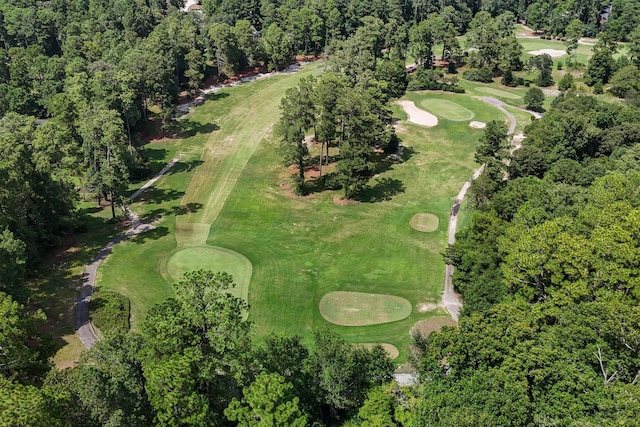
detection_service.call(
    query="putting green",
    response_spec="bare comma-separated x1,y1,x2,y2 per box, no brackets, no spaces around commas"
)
410,213,439,232
358,343,400,359
166,246,252,302
417,98,474,121
475,87,522,99
319,291,412,326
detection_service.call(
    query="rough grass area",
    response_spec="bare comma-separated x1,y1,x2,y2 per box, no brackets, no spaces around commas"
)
474,86,522,99
358,343,400,359
417,98,474,121
319,291,412,326
90,291,130,337
411,316,457,338
164,245,252,301
410,213,439,232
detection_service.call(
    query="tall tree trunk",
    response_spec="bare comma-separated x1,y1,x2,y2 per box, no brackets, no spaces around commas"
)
326,140,330,164
319,141,323,177
126,117,133,155
110,196,116,219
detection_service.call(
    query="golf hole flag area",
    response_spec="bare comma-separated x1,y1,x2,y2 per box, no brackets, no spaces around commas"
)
416,98,475,121
165,246,252,301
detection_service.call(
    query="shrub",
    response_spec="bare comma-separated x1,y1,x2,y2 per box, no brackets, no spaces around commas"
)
558,73,575,91
593,81,604,94
408,67,465,92
524,87,545,111
90,291,130,337
462,68,493,83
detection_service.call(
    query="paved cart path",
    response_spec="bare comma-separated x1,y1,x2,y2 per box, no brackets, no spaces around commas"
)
76,158,179,349
442,97,539,321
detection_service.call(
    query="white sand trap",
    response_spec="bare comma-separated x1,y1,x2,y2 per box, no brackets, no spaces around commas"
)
398,100,438,127
528,49,566,58
469,121,486,129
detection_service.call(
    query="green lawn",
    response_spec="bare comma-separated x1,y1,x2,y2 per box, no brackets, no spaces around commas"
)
97,64,509,363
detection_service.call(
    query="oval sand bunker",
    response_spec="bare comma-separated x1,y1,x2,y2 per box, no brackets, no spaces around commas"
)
320,291,412,326
528,49,566,58
166,246,252,301
469,121,486,129
410,213,439,232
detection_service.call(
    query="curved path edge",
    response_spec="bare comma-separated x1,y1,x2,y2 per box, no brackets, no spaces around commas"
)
76,158,180,349
443,97,539,322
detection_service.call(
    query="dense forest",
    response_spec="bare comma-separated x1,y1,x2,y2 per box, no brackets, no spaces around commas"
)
2,0,640,425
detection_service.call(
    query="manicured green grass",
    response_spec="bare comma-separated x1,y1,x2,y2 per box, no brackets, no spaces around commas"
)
410,213,439,232
319,291,412,326
97,67,510,363
474,86,522,99
417,98,475,121
97,63,323,327
164,245,252,301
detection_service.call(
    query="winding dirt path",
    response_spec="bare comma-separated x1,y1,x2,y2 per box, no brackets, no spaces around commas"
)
76,158,180,349
442,97,539,321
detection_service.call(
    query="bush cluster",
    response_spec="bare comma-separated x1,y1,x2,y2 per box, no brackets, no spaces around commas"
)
408,68,465,92
462,68,494,83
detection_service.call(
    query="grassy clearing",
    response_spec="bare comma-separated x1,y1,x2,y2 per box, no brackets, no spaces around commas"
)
319,291,412,326
96,66,507,363
410,213,439,232
417,98,475,121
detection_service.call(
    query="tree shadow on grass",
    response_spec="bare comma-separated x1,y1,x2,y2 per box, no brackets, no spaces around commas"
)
128,226,170,245
204,91,230,101
163,159,205,176
144,146,169,163
355,177,406,203
177,120,219,139
140,202,204,223
134,187,185,205
370,145,416,175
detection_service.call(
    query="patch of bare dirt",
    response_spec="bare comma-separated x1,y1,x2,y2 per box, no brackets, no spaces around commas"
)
416,302,439,312
411,316,458,338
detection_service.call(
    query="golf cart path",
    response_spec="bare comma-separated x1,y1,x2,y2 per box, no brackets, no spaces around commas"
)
76,158,180,349
443,97,539,321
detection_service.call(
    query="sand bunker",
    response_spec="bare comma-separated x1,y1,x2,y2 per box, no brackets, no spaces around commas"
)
410,213,439,232
528,49,566,58
469,121,486,129
397,100,438,127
